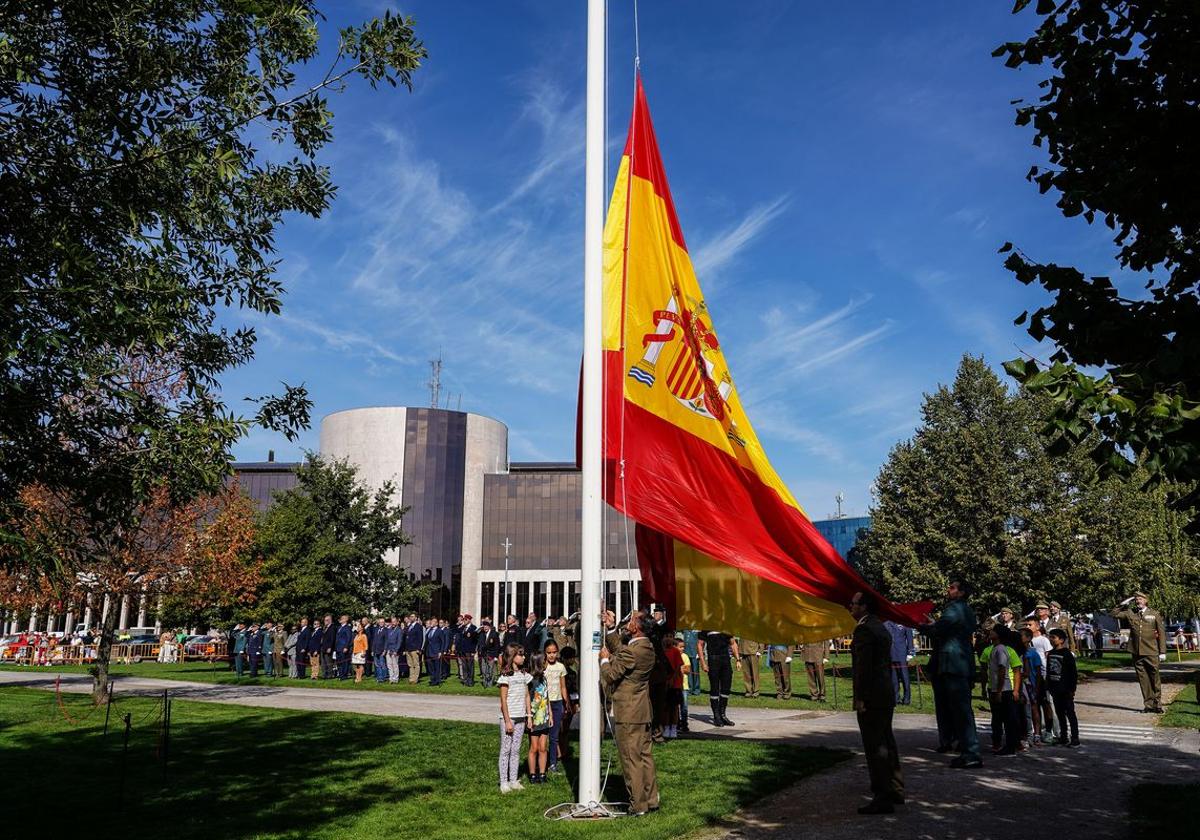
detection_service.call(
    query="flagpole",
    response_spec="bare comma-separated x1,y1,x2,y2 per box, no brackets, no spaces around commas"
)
577,0,606,813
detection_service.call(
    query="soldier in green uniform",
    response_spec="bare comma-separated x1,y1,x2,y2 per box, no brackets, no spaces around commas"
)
1110,592,1167,713
769,644,792,699
801,641,827,701
739,638,764,698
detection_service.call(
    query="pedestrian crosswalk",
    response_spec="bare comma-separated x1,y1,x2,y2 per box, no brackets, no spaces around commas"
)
975,721,1157,743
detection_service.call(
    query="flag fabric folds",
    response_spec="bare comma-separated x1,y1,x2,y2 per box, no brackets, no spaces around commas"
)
602,77,930,642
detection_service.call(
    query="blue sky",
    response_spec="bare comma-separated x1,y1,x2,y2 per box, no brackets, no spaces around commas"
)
225,1,1128,519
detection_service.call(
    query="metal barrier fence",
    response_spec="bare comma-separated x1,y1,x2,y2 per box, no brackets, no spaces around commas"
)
0,641,230,665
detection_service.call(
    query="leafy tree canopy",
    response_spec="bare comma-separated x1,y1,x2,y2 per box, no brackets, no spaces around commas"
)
0,2,425,559
994,0,1200,520
857,355,1200,618
251,454,432,622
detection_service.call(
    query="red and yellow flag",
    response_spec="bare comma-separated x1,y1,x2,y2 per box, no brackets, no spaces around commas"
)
602,78,929,642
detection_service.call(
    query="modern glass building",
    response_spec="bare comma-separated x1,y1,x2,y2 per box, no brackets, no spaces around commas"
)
811,515,872,565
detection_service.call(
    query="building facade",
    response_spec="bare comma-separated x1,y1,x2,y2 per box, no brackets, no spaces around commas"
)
811,515,872,565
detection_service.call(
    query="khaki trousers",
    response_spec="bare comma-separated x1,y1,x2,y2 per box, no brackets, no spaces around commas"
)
741,654,761,696
1133,655,1162,709
771,660,791,698
406,650,422,683
308,653,320,679
613,722,659,813
805,660,826,699
857,706,904,802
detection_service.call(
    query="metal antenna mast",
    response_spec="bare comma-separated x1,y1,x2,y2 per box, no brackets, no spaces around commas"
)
428,356,442,408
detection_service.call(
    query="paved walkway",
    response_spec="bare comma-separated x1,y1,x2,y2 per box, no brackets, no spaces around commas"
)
3,661,1197,840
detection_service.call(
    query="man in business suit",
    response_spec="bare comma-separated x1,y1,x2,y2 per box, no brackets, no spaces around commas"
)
600,610,659,816
457,615,478,686
260,621,275,677
884,620,916,705
384,616,403,684
850,591,904,815
524,612,546,655
231,623,248,678
425,618,446,685
334,614,353,680
246,623,263,678
370,617,389,683
478,619,501,687
769,644,792,700
404,614,424,684
318,614,336,679
295,618,311,678
920,580,982,768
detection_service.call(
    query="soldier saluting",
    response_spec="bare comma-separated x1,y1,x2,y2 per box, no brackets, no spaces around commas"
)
1110,592,1167,713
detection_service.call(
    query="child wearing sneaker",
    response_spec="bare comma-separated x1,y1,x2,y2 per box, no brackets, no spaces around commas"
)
498,644,531,793
1045,628,1080,746
526,652,553,784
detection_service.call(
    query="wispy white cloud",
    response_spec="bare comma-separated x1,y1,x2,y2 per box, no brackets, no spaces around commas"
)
278,313,413,366
692,195,790,279
488,77,584,214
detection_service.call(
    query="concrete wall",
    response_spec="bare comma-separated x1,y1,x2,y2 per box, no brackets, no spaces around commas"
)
460,413,508,620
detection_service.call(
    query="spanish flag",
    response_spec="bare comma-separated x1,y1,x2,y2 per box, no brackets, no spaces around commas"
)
602,78,929,642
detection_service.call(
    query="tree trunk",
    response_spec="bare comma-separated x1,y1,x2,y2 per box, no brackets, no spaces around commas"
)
91,594,119,705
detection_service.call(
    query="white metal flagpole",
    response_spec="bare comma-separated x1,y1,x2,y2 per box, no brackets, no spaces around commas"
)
577,0,606,813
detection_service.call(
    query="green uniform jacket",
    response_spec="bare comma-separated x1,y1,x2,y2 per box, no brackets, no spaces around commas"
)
739,639,764,656
852,616,895,710
924,599,977,678
601,636,655,723
1110,605,1167,657
800,642,826,662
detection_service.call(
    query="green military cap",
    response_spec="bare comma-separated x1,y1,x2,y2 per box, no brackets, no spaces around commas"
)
1034,603,1049,610
1000,606,1014,615
1133,591,1149,599
1049,601,1061,610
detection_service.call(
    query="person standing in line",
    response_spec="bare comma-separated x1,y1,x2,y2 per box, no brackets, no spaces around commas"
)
920,580,983,768
404,613,425,684
1025,618,1058,742
318,614,336,679
543,640,570,771
306,617,323,679
352,621,369,683
1048,602,1076,654
525,652,553,784
1045,628,1080,746
849,591,905,815
426,617,447,686
334,614,353,680
884,620,916,705
769,643,793,700
987,626,1023,756
662,634,685,739
675,636,693,731
259,620,274,677
801,641,826,701
284,623,300,678
497,644,531,793
478,619,502,688
738,638,764,698
998,607,1017,630
1111,592,1167,713
232,623,248,678
524,612,546,656
246,623,263,678
371,617,389,684
458,615,478,686
271,621,286,679
293,618,311,679
698,629,740,727
600,611,660,816
384,616,402,684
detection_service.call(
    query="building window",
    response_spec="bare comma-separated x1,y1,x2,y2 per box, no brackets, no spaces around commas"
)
620,581,633,617
551,581,564,619
533,581,547,619
498,581,510,620
480,582,495,623
604,581,617,616
516,582,530,618
568,581,581,616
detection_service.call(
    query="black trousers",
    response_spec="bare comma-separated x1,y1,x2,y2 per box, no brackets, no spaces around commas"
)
990,693,1020,752
1050,690,1079,741
857,707,904,801
708,656,732,698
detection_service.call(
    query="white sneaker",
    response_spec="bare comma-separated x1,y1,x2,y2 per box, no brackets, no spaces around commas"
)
510,780,524,790
499,782,512,794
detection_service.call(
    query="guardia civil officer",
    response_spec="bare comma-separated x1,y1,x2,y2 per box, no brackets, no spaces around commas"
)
850,591,904,814
697,629,740,726
1110,592,1168,712
600,610,660,816
738,638,764,698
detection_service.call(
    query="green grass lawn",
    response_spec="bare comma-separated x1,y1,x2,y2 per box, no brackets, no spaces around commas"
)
1129,783,1200,839
1158,670,1200,729
0,686,847,840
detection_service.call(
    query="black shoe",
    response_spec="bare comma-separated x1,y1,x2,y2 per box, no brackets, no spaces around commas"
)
886,792,905,805
718,697,735,727
857,801,894,815
1069,739,1080,747
935,745,954,754
710,699,726,726
950,756,983,768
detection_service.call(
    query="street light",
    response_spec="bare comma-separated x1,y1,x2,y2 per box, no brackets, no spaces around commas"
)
502,537,512,618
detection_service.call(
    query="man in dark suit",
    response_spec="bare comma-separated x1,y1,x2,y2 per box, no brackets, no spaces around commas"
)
425,619,446,685
318,614,336,679
477,619,501,688
850,591,904,815
920,580,982,768
502,614,525,651
295,618,312,679
384,616,403,684
246,623,263,678
370,617,389,683
334,614,353,680
457,615,478,686
403,614,425,684
884,620,916,705
600,610,659,816
524,612,546,655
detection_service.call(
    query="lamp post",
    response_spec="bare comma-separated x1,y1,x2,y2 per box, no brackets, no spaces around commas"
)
501,538,512,618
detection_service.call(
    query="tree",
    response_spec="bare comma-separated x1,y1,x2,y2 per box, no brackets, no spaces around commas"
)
0,3,426,565
252,454,433,622
0,482,259,703
994,1,1200,521
856,355,1200,617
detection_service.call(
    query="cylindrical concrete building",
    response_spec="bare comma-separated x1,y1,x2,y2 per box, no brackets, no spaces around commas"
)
320,407,508,616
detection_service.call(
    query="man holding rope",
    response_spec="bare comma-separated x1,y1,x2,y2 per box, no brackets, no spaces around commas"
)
599,609,660,816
